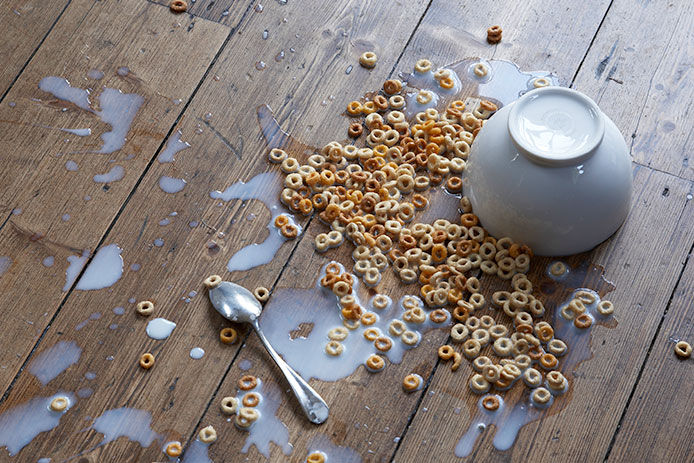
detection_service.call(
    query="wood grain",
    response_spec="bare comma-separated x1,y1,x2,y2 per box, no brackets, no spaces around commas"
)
0,0,229,394
604,241,694,462
573,0,694,180
151,0,252,25
0,0,430,461
0,0,69,97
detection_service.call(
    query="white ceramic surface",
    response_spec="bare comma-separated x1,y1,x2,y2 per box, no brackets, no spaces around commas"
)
464,86,632,256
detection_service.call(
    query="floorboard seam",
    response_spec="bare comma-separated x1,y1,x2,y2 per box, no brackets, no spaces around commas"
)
0,0,74,105
0,0,258,407
387,0,435,79
602,237,694,462
569,0,615,87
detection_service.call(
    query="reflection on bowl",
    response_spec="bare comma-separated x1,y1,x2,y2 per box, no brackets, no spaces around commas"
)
465,87,632,256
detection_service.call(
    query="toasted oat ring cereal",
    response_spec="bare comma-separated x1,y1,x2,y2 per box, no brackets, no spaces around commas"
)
325,340,344,356
361,312,378,325
165,441,183,457
401,330,420,346
540,353,558,370
238,375,258,390
199,425,217,443
403,373,422,392
374,336,393,352
482,395,500,411
328,326,349,341
220,327,238,344
383,79,402,95
438,344,454,360
574,313,593,329
597,300,614,315
532,387,552,405
389,319,406,336
473,62,488,77
170,0,187,13
359,51,378,68
50,396,69,412
363,327,380,341
472,355,491,372
451,352,463,371
463,339,481,359
242,392,261,407
136,300,154,316
414,59,432,73
236,407,260,429
307,452,326,463
546,371,567,391
451,323,469,343
574,290,597,305
674,341,692,359
220,396,239,415
348,122,363,138
366,354,385,371
139,353,154,369
486,25,502,43
203,274,222,289
469,374,490,394
533,77,551,88
523,367,542,388
253,286,270,302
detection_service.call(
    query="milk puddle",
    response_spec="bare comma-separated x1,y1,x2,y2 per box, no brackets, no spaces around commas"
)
256,262,450,382
210,172,302,272
306,433,362,462
75,244,123,290
158,130,190,163
28,341,81,385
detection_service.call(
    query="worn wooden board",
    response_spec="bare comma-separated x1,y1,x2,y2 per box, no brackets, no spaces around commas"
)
152,0,255,25
604,239,694,462
393,167,694,462
0,0,229,394
0,0,70,98
0,0,431,461
573,0,694,180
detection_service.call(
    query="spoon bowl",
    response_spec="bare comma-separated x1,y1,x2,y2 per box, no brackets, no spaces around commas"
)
208,280,330,424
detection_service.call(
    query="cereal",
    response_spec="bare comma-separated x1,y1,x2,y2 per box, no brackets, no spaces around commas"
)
469,374,490,394
220,327,238,344
523,368,542,388
328,326,349,341
675,341,692,359
366,354,385,371
482,395,500,411
236,407,260,429
307,452,326,463
374,336,393,352
170,0,187,13
325,340,344,356
359,52,378,69
136,300,154,316
242,392,261,407
451,352,463,371
238,375,258,390
203,274,222,289
49,396,69,412
438,345,454,360
403,373,422,392
165,441,183,458
139,353,154,369
531,387,552,405
574,313,593,329
401,330,420,346
199,425,217,443
220,396,239,415
451,323,469,343
597,300,614,315
463,339,481,359
253,286,270,302
472,355,491,372
486,25,502,44
533,77,551,88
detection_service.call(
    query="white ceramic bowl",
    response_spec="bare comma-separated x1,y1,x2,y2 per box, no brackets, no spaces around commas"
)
464,86,632,256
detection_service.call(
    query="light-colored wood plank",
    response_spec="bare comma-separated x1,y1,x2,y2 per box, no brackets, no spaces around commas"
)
573,0,694,180
0,0,430,461
0,0,69,97
152,0,254,25
0,0,229,393
394,167,694,462
605,237,694,462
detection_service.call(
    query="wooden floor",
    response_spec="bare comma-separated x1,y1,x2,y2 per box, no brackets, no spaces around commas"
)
0,0,692,461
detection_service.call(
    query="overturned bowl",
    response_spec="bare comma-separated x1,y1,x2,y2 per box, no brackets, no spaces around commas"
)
464,86,632,256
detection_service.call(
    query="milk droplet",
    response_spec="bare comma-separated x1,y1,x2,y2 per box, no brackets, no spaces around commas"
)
42,256,55,267
90,407,163,447
61,213,70,221
255,61,266,71
116,66,130,76
262,30,269,40
158,176,187,194
93,165,125,183
153,238,164,247
146,318,176,340
63,250,90,291
88,69,104,80
113,306,125,315
75,244,123,290
189,347,205,359
157,130,190,163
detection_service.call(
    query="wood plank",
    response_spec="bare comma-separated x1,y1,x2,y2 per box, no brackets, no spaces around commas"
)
0,0,69,98
0,0,431,461
188,0,628,461
393,168,694,463
605,235,694,462
572,0,694,180
0,0,229,393
152,0,255,24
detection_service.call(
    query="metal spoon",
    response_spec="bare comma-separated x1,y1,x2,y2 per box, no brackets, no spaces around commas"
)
208,280,329,424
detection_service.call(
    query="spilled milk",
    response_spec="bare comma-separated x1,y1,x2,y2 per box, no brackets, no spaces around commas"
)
28,341,81,385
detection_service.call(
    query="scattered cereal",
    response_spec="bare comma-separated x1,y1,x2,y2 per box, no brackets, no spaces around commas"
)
136,300,154,316
203,274,222,289
139,353,154,369
199,425,217,443
220,396,239,415
165,441,183,458
359,52,377,69
49,396,68,412
674,340,691,359
169,0,187,13
254,286,270,302
307,452,326,463
486,25,502,44
220,327,238,344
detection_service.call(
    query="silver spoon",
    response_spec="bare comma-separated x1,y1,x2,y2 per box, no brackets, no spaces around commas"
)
208,280,329,424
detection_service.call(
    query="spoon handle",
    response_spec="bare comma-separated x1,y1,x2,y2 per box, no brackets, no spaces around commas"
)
251,319,329,424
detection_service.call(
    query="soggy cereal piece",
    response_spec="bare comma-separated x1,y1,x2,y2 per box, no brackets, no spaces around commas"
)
325,340,344,356
50,396,69,412
675,341,692,359
574,313,593,329
220,327,238,345
139,353,154,369
366,354,385,372
482,395,500,411
451,352,463,371
486,25,502,44
531,387,552,405
307,452,326,463
546,371,568,393
203,274,222,289
328,326,349,341
136,300,154,316
253,286,270,303
383,79,403,95
220,396,239,415
403,373,422,392
236,407,260,429
243,392,261,407
170,0,187,13
401,330,420,346
473,62,488,77
165,441,183,457
238,375,258,390
416,90,434,105
533,77,551,88
359,51,378,69
523,367,542,388
375,336,393,352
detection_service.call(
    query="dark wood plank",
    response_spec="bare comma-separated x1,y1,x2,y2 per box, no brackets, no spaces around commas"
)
0,0,430,461
605,236,694,462
152,0,254,25
0,0,70,97
573,0,694,180
0,0,230,393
